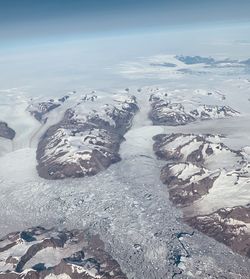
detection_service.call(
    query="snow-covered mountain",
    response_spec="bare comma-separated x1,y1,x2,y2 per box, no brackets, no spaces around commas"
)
0,227,127,279
153,132,250,257
149,92,239,126
27,93,75,123
36,94,138,179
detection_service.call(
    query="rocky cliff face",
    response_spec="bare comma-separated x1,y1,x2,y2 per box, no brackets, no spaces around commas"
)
36,95,138,179
0,122,15,140
0,227,127,279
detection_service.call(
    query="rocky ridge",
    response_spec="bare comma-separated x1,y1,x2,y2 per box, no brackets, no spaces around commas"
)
0,122,15,140
0,227,127,279
27,92,76,123
36,95,139,179
149,92,239,126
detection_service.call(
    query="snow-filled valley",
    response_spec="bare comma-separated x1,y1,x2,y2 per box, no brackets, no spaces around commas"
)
1,55,250,278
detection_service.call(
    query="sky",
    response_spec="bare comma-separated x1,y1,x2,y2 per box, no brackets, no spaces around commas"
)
1,0,250,46
0,0,250,95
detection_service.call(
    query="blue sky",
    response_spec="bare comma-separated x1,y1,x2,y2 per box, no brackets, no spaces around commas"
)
1,0,250,45
0,1,250,97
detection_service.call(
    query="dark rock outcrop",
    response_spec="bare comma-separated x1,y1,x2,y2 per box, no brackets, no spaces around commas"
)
28,99,61,123
175,55,216,65
27,93,74,123
0,121,15,140
149,99,195,126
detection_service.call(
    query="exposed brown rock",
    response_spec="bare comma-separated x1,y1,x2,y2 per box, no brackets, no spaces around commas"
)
0,227,127,279
160,162,219,206
185,206,250,257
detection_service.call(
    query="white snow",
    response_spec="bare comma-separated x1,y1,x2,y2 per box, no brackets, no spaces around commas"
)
24,244,83,270
191,170,250,215
44,274,72,279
